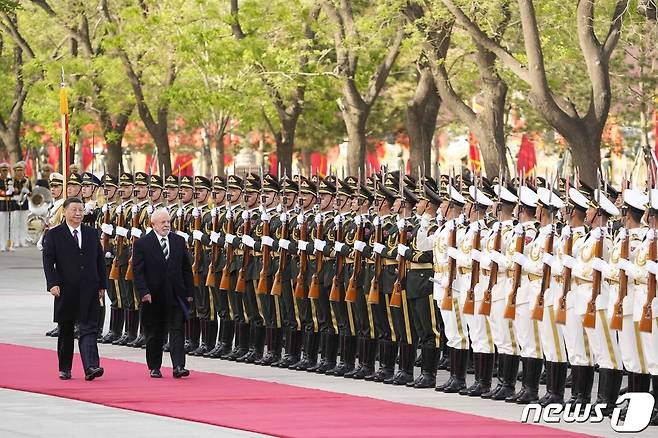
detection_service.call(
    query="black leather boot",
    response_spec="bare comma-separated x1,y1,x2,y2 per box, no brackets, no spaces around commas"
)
632,372,651,392
206,318,229,358
273,329,302,368
516,358,543,404
344,337,366,378
327,335,355,376
290,331,319,371
468,353,494,397
567,365,581,403
352,339,377,380
492,354,520,401
191,320,209,356
389,343,415,386
113,310,130,345
538,361,553,405
460,352,480,395
366,340,392,382
258,328,283,366
438,346,450,370
315,333,338,374
506,357,528,403
100,309,118,344
597,368,623,417
574,366,595,408
482,353,505,399
410,347,438,388
436,347,456,392
443,348,468,393
540,361,568,407
223,322,250,360
238,325,265,363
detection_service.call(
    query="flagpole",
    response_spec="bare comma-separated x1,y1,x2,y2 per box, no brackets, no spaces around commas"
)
60,67,69,196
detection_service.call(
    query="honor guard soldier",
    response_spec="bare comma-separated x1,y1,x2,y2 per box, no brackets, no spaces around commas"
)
363,173,399,382
188,175,217,357
81,172,102,227
642,189,658,425
164,174,180,212
483,181,520,400
43,172,67,337
149,174,165,210
11,161,32,248
66,172,84,199
99,173,123,344
1,162,13,252
270,174,304,368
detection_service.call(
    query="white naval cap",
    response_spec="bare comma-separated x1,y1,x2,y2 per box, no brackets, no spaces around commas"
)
623,189,647,212
493,184,518,204
49,172,64,182
593,189,620,217
537,187,565,209
448,185,466,206
518,185,538,208
568,187,590,211
650,189,658,210
468,185,493,207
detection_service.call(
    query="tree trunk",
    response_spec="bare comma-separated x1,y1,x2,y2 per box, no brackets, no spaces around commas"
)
407,65,440,179
0,124,20,162
152,126,172,175
342,107,368,176
567,133,600,184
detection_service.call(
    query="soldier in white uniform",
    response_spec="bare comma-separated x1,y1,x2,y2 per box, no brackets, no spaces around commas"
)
643,189,658,425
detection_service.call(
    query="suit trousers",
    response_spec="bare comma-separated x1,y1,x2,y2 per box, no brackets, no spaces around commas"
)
144,305,186,370
58,319,100,372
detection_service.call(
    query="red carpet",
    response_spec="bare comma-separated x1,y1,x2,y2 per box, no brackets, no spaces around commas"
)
0,343,594,437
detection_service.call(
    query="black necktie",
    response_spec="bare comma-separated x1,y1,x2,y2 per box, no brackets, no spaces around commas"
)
73,229,80,248
161,237,169,260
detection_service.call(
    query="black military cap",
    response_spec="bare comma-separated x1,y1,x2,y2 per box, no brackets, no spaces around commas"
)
263,173,280,192
280,174,298,192
425,183,443,206
344,175,358,191
318,177,336,195
384,171,402,196
324,174,337,187
134,172,148,186
212,175,226,189
49,172,64,187
82,172,101,186
101,173,118,188
579,180,595,199
149,174,164,189
227,174,243,190
244,174,261,193
299,176,317,195
180,175,194,189
119,172,134,185
338,179,354,197
356,184,374,203
164,174,179,188
194,175,212,191
403,186,419,205
68,172,83,186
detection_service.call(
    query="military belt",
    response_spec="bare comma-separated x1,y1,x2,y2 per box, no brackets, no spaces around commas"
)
458,267,471,275
408,262,433,270
527,273,542,282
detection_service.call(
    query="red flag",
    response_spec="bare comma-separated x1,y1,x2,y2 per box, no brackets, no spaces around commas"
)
654,108,657,157
173,154,194,177
310,151,327,176
517,134,537,176
468,132,481,175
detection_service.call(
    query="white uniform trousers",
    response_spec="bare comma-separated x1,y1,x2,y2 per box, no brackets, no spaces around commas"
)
9,210,20,247
561,284,593,366
539,305,567,363
463,279,495,354
639,317,658,375
0,211,9,251
514,279,543,359
584,309,622,371
489,276,518,355
618,287,649,374
16,209,28,246
436,276,470,351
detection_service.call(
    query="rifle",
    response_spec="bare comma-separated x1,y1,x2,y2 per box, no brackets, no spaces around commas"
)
205,201,220,288
441,171,458,311
271,173,289,297
367,169,385,305
257,167,270,295
531,174,557,321
330,174,345,302
463,174,481,315
583,172,605,329
191,184,202,287
503,174,526,320
556,172,574,325
101,177,112,252
109,204,124,281
308,173,323,300
346,170,364,303
390,171,406,308
479,166,504,316
235,176,251,294
219,174,234,291
294,178,309,299
640,164,656,333
610,176,629,330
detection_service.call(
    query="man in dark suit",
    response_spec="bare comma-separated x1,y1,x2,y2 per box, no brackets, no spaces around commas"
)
133,207,194,378
42,197,107,381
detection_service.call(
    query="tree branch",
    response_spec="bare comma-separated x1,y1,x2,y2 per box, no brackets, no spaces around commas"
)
230,0,246,39
0,12,35,59
364,25,404,106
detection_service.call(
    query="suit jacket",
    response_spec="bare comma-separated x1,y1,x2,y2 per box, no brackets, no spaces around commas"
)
133,230,194,322
42,223,107,323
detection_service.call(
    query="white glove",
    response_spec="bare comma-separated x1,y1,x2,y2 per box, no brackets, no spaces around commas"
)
647,229,655,241
354,240,366,253
490,250,504,266
397,244,409,258
36,236,43,251
192,207,200,218
335,241,345,253
176,231,189,241
105,251,113,259
21,187,29,194
6,188,13,195
314,239,326,252
355,215,362,226
373,242,385,254
261,211,270,222
561,225,571,238
147,205,154,215
551,260,564,275
561,255,576,270
297,213,304,224
115,226,128,237
145,227,152,234
469,222,479,233
512,252,527,266
396,218,405,230
373,216,380,226
210,231,221,244
280,212,288,223
176,207,183,218
592,257,610,274
101,223,114,235
591,227,602,240
101,204,108,214
225,233,235,244
226,208,232,219
315,213,322,224
192,230,203,241
646,260,658,276
480,254,492,268
445,219,455,232
276,204,282,213
420,217,430,230
262,236,274,247
447,247,459,260
514,224,524,235
492,222,501,233
279,239,291,250
130,227,143,239
242,210,250,221
242,234,255,248
617,227,626,240
471,248,481,262
542,253,554,267
211,207,218,218
617,258,633,274
334,215,341,225
131,204,138,215
298,240,308,251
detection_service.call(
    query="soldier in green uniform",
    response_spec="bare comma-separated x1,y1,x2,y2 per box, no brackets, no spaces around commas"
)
99,174,122,344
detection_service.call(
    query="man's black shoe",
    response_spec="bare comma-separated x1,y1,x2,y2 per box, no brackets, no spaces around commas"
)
173,366,190,378
150,369,163,378
84,367,104,381
59,371,71,380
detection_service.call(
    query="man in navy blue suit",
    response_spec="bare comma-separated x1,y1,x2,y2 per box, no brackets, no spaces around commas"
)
42,197,107,381
133,208,194,378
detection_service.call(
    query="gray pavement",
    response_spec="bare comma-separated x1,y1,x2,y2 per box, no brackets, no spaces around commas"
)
0,247,654,438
